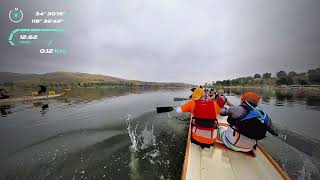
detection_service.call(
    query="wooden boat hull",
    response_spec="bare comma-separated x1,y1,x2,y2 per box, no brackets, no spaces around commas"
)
0,92,65,104
182,116,290,180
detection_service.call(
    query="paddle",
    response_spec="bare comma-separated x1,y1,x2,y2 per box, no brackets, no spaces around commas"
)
173,97,188,101
156,106,175,113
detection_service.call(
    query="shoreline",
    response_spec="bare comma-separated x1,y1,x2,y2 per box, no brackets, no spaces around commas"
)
217,85,320,91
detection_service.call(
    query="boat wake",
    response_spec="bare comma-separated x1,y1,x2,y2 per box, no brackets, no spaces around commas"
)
297,155,320,180
262,131,320,180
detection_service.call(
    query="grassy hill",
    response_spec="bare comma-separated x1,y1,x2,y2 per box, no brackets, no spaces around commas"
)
0,72,191,89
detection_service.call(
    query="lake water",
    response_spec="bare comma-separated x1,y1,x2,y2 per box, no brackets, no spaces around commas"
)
0,88,320,180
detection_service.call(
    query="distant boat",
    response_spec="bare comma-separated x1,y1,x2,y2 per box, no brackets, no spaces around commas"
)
0,91,65,104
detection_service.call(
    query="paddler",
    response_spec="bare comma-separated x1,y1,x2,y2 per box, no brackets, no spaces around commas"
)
188,87,197,99
218,92,278,152
176,87,221,148
0,89,9,99
215,89,233,107
207,89,215,101
37,85,47,95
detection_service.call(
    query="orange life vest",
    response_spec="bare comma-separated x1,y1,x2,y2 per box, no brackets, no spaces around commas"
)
191,100,218,146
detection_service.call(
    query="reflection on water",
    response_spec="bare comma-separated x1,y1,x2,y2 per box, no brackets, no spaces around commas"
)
225,87,320,110
61,88,183,104
0,87,185,116
0,105,12,117
0,87,320,180
0,88,190,180
33,102,49,115
306,96,320,107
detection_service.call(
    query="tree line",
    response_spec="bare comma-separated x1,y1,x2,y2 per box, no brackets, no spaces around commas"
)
209,67,320,87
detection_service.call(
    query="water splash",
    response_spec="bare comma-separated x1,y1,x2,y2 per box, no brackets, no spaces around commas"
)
126,114,139,152
126,114,157,151
126,114,159,180
140,120,157,149
167,112,171,119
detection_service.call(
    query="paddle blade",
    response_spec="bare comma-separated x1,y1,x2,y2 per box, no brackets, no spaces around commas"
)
173,98,187,101
156,106,174,113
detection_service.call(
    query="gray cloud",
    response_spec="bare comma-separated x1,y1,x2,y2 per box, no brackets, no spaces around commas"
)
0,0,319,84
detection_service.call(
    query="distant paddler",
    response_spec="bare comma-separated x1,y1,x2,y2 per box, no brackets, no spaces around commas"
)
37,85,47,96
215,89,233,107
0,89,10,99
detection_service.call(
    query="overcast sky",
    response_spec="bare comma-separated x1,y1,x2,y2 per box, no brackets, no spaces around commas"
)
0,0,319,84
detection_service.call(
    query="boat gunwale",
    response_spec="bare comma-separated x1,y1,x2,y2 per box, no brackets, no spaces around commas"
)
257,144,291,180
181,117,192,180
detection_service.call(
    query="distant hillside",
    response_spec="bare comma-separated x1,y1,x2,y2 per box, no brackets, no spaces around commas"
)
0,72,191,89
